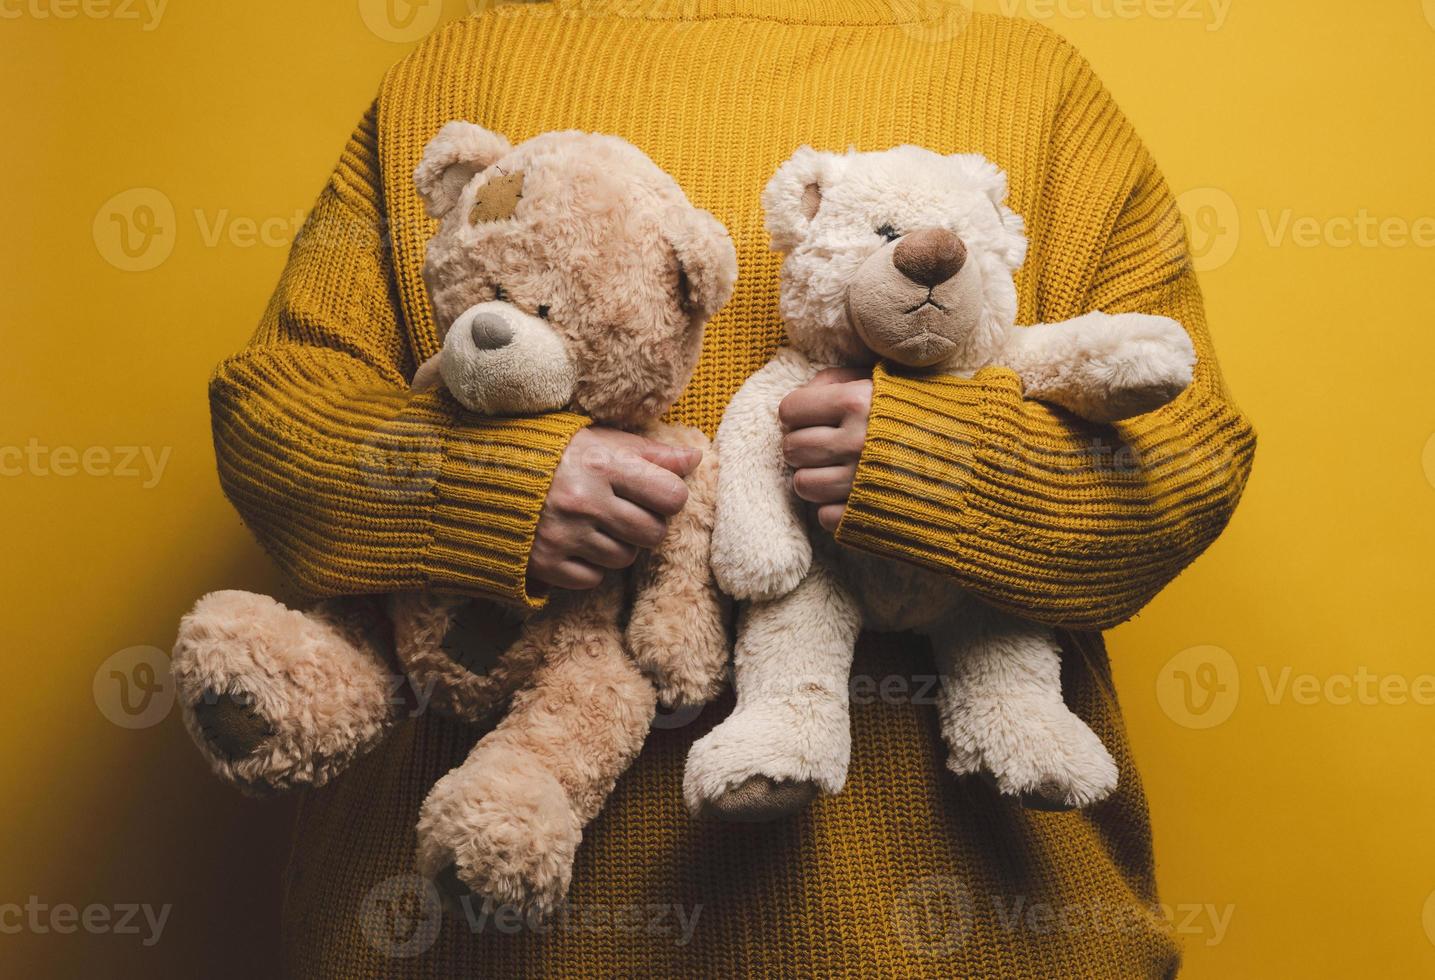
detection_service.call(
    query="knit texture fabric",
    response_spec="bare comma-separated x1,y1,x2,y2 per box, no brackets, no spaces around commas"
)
206,2,1257,975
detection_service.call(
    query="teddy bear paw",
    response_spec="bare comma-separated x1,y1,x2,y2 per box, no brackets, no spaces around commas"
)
172,590,399,795
694,774,821,823
1098,313,1197,419
951,698,1119,811
416,748,582,922
710,534,812,602
189,689,275,764
683,700,849,820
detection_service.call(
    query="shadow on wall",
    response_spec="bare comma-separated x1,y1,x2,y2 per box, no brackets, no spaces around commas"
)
9,538,298,979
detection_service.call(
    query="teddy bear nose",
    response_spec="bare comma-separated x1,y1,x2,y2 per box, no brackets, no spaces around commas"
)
892,227,967,287
469,313,514,350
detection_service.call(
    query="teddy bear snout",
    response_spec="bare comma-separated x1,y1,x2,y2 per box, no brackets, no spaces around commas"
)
892,227,967,287
440,302,578,415
469,312,515,350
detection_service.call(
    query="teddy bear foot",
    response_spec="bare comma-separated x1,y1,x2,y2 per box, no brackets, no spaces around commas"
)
694,774,820,823
683,700,850,821
172,590,400,795
945,698,1119,810
416,747,582,922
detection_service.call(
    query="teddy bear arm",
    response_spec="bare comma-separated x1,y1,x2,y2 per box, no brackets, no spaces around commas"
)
1000,311,1197,424
710,349,822,601
625,422,730,708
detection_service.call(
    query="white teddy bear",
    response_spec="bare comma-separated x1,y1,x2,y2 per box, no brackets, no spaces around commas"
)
684,145,1196,819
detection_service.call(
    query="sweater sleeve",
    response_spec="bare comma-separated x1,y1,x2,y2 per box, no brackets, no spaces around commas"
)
210,104,588,608
835,57,1256,632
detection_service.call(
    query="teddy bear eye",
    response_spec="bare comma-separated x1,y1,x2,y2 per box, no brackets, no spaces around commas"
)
493,284,508,302
876,224,901,243
537,304,551,320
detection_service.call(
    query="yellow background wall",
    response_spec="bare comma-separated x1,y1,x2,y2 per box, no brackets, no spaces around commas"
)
3,1,1433,975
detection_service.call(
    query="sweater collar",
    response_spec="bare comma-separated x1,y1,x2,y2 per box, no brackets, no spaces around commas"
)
549,0,960,26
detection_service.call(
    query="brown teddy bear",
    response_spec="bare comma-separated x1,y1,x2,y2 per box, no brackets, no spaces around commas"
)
171,122,737,916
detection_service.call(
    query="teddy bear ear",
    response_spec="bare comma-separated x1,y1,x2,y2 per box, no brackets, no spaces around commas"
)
954,152,1029,270
762,146,842,253
414,121,513,220
665,206,738,322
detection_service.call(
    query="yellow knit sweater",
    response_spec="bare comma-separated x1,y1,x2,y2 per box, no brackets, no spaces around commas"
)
216,2,1255,975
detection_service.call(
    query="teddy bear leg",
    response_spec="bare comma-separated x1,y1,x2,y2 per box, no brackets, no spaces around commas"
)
930,609,1118,810
171,590,402,794
626,421,729,708
415,583,654,920
683,558,861,822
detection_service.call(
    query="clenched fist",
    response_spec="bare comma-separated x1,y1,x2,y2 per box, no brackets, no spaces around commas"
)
528,426,701,592
779,367,873,532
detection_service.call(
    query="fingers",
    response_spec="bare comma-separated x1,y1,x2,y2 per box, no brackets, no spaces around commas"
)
598,497,670,551
816,504,846,532
574,529,639,570
542,560,607,591
631,438,703,478
782,425,863,468
530,425,699,592
589,428,702,478
792,465,855,505
608,454,690,518
778,376,871,432
810,366,870,387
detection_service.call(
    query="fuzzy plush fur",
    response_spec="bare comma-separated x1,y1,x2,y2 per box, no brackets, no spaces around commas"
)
171,592,401,794
417,129,736,428
171,124,736,917
688,146,1194,820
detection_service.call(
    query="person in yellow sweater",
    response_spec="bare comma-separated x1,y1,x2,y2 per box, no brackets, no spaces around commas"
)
216,2,1254,975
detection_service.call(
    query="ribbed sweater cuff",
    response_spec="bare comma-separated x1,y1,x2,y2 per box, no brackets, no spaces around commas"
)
416,394,589,608
836,363,1152,630
837,364,985,567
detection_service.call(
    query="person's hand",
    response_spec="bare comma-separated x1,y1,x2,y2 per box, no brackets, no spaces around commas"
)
779,367,873,532
528,426,700,592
